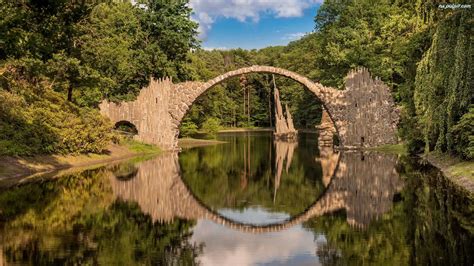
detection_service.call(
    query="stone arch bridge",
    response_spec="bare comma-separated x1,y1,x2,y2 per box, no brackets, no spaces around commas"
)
108,151,402,233
99,66,399,150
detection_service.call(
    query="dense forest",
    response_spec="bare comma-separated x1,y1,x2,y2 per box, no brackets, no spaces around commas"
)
0,0,198,155
0,0,472,159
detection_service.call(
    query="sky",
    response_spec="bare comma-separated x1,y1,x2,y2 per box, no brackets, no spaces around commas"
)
191,208,327,266
188,0,324,50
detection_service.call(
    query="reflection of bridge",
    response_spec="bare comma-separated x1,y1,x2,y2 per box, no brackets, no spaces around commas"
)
109,150,403,233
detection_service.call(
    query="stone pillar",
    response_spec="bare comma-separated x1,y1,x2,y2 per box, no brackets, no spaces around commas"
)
316,109,336,147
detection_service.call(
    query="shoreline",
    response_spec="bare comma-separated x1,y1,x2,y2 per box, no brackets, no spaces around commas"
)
217,127,273,133
422,153,474,194
178,138,226,149
0,138,226,185
0,142,161,185
216,128,317,133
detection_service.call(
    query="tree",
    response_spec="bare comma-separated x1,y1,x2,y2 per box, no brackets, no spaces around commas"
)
414,11,473,156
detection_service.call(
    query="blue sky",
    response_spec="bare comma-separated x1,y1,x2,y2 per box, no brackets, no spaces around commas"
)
189,0,323,50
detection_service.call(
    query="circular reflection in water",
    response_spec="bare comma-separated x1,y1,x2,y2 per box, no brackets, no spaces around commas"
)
179,132,329,225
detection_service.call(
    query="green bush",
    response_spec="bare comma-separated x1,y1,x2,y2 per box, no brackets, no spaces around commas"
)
179,121,198,137
0,89,112,156
201,118,221,138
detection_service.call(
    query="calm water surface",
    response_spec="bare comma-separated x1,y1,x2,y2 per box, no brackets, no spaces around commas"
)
0,132,472,265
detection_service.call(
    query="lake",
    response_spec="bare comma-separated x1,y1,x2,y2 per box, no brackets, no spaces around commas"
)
0,132,472,265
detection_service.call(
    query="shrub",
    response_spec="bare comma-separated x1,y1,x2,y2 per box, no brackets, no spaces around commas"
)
0,89,113,156
179,121,198,137
201,118,221,138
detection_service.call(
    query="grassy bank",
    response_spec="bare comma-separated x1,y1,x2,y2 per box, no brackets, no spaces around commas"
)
424,152,474,193
0,140,161,181
122,139,162,154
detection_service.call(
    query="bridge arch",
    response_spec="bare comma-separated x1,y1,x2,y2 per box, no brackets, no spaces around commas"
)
99,66,399,150
114,120,138,136
169,66,344,148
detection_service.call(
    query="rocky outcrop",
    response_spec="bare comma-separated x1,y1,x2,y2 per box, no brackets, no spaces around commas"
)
273,87,298,140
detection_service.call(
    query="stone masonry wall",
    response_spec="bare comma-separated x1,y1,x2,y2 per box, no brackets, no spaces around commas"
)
341,67,400,148
99,66,399,150
99,78,178,150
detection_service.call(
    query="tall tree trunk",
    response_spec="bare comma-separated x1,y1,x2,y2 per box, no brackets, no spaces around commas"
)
247,86,251,126
243,86,246,126
67,86,73,102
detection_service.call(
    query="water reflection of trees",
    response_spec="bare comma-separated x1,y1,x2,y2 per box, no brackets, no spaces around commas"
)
0,148,472,265
113,146,403,230
305,156,474,265
0,169,201,265
179,134,325,216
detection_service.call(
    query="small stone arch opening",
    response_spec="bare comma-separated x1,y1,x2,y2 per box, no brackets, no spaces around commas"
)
114,121,138,139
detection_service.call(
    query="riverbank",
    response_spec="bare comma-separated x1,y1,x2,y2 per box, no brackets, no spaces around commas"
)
423,152,474,193
218,127,273,133
178,138,226,149
217,127,317,133
0,140,161,182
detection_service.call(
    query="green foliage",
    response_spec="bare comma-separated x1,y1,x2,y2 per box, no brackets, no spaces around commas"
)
0,0,198,156
310,0,472,159
201,117,221,137
184,46,323,129
179,119,199,137
414,11,473,158
451,106,474,159
123,139,161,154
0,89,112,156
0,1,198,105
313,0,422,89
0,61,112,155
0,167,201,265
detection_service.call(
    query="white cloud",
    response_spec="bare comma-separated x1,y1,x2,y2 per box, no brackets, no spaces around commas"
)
189,0,323,39
202,46,229,51
190,207,326,266
283,32,307,41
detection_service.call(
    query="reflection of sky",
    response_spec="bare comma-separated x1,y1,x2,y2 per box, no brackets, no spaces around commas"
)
190,208,326,266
